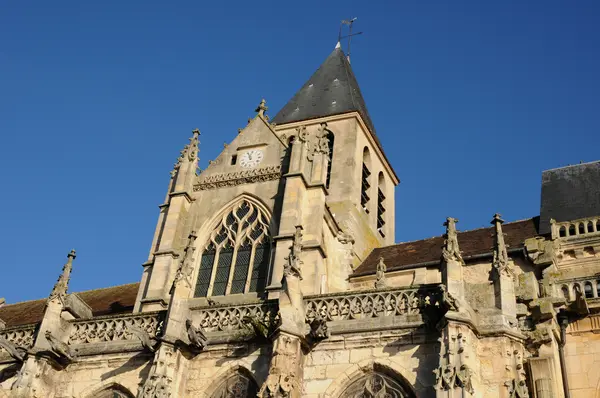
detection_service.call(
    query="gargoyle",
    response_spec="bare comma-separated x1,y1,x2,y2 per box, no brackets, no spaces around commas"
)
186,319,207,350
242,315,271,340
128,326,158,353
44,330,75,362
304,316,330,351
0,336,26,362
440,285,459,312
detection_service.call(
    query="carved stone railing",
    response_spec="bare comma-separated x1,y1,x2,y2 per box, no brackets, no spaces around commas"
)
305,285,442,323
558,278,600,302
68,312,164,345
552,217,600,240
195,301,279,332
0,324,36,350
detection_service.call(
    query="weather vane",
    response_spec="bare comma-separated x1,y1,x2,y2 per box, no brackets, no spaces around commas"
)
338,18,363,62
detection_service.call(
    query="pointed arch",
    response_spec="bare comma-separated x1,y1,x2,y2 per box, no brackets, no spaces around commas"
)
193,194,273,297
82,382,135,398
325,361,418,398
205,364,259,398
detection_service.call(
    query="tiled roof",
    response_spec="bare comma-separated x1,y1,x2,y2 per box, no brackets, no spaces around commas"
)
353,217,540,277
0,282,139,328
539,161,600,235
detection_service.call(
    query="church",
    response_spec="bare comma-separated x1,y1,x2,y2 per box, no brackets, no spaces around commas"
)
1,41,600,398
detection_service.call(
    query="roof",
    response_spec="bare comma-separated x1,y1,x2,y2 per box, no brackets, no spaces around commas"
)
539,161,600,235
272,44,378,144
0,282,139,328
353,218,540,276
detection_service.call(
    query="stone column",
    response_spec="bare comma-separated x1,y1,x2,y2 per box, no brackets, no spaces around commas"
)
434,322,475,398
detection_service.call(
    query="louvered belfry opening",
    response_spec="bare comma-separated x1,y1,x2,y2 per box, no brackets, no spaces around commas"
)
194,199,271,297
377,171,386,237
325,131,335,189
361,147,371,213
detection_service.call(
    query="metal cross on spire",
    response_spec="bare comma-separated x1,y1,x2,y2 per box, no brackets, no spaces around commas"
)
338,18,363,63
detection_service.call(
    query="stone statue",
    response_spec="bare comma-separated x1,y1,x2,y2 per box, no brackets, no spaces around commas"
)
440,284,459,312
0,336,26,362
255,99,268,117
375,257,387,289
185,319,207,350
128,326,157,353
442,217,464,264
492,214,512,278
283,226,303,280
44,330,75,362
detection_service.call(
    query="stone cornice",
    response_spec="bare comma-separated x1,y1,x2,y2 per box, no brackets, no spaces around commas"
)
193,165,282,191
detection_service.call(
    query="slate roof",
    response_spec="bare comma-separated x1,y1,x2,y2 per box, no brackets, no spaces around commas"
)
353,217,540,277
539,161,600,235
0,282,139,328
272,44,378,145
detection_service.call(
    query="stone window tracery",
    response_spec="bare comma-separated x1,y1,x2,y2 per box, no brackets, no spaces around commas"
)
194,200,271,297
340,371,415,398
212,372,258,398
94,387,134,398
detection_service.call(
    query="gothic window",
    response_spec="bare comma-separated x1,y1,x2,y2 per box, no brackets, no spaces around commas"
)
212,372,258,398
340,371,415,398
377,172,386,237
94,387,135,398
325,130,334,189
194,200,271,297
361,147,371,213
585,282,594,298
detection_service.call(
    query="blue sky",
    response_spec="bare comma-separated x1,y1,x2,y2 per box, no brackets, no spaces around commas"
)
1,1,599,303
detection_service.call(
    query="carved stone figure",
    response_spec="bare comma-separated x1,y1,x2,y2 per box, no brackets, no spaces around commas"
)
259,334,300,398
0,336,26,362
283,226,303,280
48,249,76,303
138,344,176,398
242,316,272,340
374,257,387,289
442,217,464,264
506,379,530,398
128,326,157,353
307,315,329,343
492,213,513,278
440,284,459,312
456,364,474,393
185,319,207,350
171,231,198,291
336,230,355,244
44,330,75,362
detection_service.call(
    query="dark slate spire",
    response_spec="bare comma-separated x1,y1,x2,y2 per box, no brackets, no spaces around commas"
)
272,43,377,139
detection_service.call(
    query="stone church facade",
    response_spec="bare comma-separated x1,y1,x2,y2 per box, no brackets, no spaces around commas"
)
1,43,600,398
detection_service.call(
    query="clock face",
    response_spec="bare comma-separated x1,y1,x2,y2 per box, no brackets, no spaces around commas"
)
239,149,264,168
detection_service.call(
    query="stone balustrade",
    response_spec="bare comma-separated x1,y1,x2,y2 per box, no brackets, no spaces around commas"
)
558,278,600,302
304,285,442,323
0,324,36,350
551,216,600,239
195,300,279,333
68,312,165,345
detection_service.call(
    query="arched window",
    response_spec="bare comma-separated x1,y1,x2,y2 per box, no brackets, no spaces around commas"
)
325,130,334,189
561,286,570,301
559,226,567,237
588,221,594,233
340,370,415,398
579,223,586,235
211,370,258,398
569,224,576,236
361,147,371,213
585,282,594,298
194,199,271,297
93,386,134,398
377,172,386,238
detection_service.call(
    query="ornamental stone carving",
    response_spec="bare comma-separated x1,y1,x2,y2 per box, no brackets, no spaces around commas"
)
193,165,282,191
283,226,303,280
442,217,464,264
259,334,302,398
69,313,164,345
196,302,279,333
48,249,76,304
339,371,413,398
492,214,513,278
171,128,200,178
305,286,440,322
171,231,198,291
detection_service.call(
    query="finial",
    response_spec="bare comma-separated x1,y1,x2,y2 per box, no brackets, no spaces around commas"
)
192,128,200,137
442,217,464,264
491,213,511,277
255,99,268,117
49,249,76,303
335,41,341,49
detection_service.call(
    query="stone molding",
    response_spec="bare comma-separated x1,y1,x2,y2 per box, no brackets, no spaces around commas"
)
195,300,279,333
193,165,282,191
0,324,36,353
